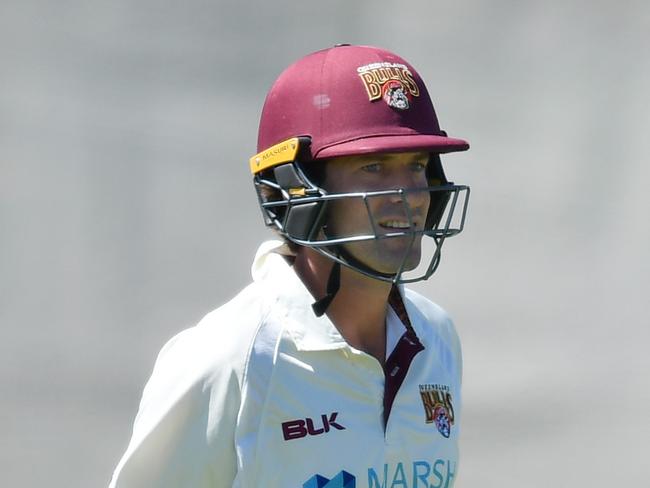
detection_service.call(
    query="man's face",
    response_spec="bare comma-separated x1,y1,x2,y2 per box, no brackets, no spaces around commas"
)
321,151,432,275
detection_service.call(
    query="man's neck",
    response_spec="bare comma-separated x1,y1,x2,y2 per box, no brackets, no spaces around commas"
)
293,247,392,364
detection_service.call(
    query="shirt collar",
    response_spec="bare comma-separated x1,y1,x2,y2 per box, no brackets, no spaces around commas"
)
251,240,422,352
252,240,348,351
385,306,407,359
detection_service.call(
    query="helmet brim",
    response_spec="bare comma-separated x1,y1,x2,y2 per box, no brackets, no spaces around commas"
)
314,134,470,159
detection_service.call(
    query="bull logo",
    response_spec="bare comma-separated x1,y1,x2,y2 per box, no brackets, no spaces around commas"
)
419,384,455,438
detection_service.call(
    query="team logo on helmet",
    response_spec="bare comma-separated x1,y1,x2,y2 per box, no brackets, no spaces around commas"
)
382,80,410,110
357,62,420,109
419,384,455,438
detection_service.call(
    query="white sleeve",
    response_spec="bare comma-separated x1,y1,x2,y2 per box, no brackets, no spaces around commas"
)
109,324,241,488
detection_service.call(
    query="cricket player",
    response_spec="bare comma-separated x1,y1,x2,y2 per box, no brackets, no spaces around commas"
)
110,44,470,488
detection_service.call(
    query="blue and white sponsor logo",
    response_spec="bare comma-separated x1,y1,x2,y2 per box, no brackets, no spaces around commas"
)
367,460,456,488
303,470,356,488
303,459,455,488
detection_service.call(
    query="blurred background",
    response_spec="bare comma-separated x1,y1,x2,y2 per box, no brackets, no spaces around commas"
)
1,1,649,486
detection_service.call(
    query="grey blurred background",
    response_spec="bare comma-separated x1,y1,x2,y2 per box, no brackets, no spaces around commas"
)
1,1,649,487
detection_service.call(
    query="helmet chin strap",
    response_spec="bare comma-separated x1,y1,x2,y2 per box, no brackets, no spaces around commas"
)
309,213,421,316
310,243,401,317
311,261,341,317
309,225,388,317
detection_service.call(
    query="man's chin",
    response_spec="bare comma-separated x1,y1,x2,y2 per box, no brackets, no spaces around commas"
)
342,239,423,276
373,255,422,276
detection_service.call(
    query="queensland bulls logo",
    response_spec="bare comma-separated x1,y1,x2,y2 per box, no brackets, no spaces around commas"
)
382,80,410,110
357,62,419,110
419,384,455,438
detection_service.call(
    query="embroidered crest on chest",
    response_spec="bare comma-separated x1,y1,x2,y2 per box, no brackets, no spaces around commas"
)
419,384,455,438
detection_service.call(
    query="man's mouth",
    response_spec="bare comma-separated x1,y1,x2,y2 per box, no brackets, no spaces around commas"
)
379,219,415,230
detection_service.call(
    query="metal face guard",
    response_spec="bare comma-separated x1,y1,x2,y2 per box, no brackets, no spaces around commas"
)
255,172,470,283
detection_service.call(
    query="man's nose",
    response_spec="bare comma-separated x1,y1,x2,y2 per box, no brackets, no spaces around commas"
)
388,171,430,208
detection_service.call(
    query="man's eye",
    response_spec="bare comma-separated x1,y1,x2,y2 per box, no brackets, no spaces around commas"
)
361,163,382,173
411,161,427,172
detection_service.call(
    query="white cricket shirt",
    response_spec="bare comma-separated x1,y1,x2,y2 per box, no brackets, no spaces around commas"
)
110,241,463,488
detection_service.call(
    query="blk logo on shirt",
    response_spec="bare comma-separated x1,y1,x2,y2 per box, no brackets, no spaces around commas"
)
303,470,356,488
281,412,346,440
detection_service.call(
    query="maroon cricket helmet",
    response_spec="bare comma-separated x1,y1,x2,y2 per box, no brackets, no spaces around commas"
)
256,44,469,160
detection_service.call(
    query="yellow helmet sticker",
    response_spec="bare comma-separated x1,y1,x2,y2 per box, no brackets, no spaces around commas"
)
249,137,301,174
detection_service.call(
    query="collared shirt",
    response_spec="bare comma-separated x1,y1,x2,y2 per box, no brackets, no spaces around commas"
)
110,241,462,488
